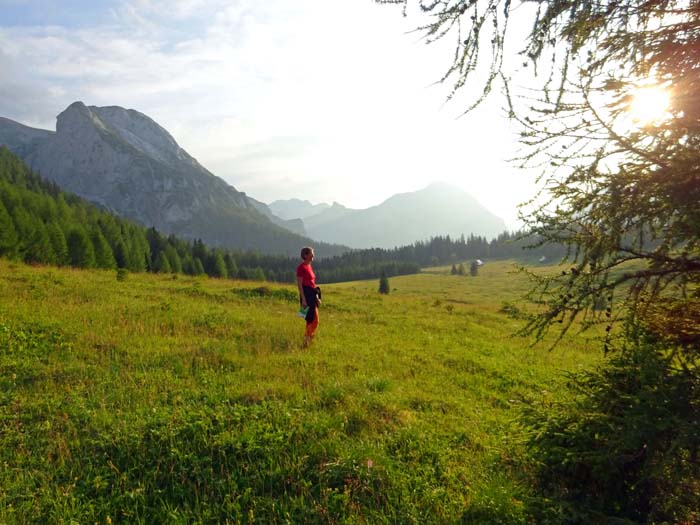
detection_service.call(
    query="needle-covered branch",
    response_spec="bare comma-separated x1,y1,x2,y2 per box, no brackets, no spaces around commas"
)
378,0,700,348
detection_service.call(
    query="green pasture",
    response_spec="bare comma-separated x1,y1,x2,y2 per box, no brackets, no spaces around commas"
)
0,259,602,524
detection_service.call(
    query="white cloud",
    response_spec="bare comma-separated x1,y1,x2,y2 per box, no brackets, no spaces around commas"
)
0,0,535,229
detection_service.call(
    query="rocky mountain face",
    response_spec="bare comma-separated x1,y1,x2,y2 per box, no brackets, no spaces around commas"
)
299,182,507,249
0,102,331,256
0,117,53,158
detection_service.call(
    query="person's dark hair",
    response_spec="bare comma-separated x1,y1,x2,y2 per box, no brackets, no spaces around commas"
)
300,246,314,259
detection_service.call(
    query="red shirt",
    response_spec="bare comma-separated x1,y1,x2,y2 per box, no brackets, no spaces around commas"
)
296,262,316,288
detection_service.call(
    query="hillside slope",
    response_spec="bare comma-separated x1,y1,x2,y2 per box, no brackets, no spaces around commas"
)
0,103,341,256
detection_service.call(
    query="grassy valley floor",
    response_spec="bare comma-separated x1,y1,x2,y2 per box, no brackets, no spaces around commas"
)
0,259,601,524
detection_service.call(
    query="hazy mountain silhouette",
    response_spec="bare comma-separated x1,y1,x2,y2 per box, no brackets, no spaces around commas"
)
269,198,330,220
299,182,507,248
0,102,342,256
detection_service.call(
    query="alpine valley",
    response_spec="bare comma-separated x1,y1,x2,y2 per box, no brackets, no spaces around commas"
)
1,102,507,254
271,183,506,249
0,102,332,256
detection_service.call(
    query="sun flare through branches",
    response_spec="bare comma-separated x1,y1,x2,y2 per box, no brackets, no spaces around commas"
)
627,84,671,125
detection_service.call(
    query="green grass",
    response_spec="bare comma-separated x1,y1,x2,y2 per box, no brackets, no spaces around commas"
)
0,259,601,524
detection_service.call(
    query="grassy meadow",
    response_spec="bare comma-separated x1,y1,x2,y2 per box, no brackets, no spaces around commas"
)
0,259,603,524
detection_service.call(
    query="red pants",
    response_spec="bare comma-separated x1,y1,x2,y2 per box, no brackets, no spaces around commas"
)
305,307,319,337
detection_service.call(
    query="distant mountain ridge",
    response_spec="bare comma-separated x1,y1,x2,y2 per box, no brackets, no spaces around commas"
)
0,102,336,256
1,103,506,254
0,117,53,158
292,182,507,249
269,199,331,220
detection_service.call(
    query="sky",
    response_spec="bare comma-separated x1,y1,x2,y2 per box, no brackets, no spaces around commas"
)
0,0,539,229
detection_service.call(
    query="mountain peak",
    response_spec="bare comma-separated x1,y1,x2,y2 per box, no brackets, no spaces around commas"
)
67,100,88,111
56,101,104,135
0,104,282,249
92,105,187,165
1,102,341,255
304,183,506,248
55,102,195,168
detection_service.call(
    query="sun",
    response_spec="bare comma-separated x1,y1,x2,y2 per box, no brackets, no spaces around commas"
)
628,85,670,125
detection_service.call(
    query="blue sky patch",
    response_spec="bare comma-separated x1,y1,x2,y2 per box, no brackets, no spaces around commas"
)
0,0,120,28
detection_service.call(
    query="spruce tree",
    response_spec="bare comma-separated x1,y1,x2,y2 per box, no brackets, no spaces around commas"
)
164,245,183,274
224,253,238,279
378,0,700,344
24,221,55,264
193,257,205,276
378,271,390,294
113,239,129,269
127,236,148,272
192,239,208,264
47,223,69,265
10,206,33,243
377,1,700,520
181,255,195,275
154,251,172,273
469,261,478,277
210,251,228,278
92,230,117,269
67,228,96,268
0,199,18,257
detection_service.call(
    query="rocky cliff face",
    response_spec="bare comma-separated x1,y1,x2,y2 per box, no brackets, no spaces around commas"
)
23,102,252,231
0,102,330,255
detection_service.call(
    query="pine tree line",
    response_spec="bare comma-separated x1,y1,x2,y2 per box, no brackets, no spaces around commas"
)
0,146,561,283
316,232,565,279
0,147,423,283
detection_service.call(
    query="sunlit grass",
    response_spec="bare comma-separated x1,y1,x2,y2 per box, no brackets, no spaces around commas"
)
0,259,602,523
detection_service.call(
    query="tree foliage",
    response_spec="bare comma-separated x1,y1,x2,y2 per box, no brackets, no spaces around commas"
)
469,260,479,277
377,1,700,521
0,199,18,257
378,271,390,294
524,335,700,524
1,146,559,284
378,0,700,346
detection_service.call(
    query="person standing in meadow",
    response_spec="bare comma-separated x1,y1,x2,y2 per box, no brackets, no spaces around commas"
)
296,246,321,348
